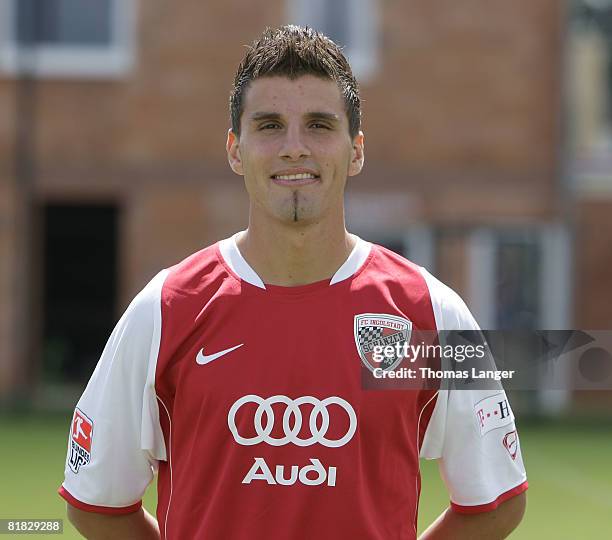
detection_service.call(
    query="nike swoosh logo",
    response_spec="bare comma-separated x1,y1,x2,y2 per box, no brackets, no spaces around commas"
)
196,343,244,365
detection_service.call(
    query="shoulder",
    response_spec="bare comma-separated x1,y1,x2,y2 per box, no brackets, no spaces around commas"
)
367,243,422,278
367,244,479,331
160,241,231,303
362,244,429,296
117,241,223,332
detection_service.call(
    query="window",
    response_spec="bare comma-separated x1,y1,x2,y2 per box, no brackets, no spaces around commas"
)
570,0,612,145
467,226,571,329
494,237,541,329
466,225,573,414
568,0,612,191
0,0,136,77
287,0,379,80
42,203,119,383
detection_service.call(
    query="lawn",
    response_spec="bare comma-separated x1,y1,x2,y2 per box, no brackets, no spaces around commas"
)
1,414,610,538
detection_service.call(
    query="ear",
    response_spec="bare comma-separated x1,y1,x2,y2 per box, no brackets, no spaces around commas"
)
226,128,244,175
348,131,365,177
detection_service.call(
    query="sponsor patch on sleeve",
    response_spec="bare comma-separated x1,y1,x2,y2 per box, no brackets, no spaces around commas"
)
474,393,514,436
68,408,93,474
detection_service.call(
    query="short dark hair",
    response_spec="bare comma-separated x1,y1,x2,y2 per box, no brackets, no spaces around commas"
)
230,25,361,139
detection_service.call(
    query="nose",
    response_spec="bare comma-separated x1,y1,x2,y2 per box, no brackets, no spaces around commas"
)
278,125,311,161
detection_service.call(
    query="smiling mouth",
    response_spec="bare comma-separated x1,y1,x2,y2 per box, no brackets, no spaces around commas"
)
271,173,319,180
271,173,320,186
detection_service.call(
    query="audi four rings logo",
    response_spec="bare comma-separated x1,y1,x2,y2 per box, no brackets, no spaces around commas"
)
228,395,357,448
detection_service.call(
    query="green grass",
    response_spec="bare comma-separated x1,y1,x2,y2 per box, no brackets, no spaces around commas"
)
0,414,158,539
417,420,612,538
1,414,610,538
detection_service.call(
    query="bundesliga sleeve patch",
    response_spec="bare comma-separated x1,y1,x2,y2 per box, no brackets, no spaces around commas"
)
68,408,93,474
474,393,514,436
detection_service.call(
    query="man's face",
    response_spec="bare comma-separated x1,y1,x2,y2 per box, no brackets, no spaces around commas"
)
227,75,364,225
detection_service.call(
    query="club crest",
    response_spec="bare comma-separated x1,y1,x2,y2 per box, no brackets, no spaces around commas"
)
354,313,412,372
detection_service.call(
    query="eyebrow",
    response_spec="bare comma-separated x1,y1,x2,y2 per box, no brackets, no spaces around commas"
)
249,111,340,123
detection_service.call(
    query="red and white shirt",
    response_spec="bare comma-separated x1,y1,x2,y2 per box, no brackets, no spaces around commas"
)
59,234,527,539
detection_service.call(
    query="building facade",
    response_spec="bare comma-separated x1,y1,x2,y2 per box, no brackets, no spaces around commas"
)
1,0,608,408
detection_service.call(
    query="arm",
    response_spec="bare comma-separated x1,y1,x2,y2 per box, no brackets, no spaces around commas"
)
59,271,169,535
418,269,528,539
67,504,160,540
419,491,526,540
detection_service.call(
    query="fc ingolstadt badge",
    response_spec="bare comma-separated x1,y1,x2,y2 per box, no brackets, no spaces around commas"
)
354,313,412,372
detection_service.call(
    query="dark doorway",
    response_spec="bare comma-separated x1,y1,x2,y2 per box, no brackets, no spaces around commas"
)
42,203,118,383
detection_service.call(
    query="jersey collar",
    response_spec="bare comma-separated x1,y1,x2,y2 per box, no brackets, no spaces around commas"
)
218,232,371,290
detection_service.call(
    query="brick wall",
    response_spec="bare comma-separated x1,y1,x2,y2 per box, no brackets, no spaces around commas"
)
0,0,567,399
575,198,612,329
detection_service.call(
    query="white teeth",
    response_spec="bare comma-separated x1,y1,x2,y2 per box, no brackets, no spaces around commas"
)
273,173,317,180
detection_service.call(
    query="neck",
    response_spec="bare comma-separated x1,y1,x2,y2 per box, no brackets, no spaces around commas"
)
236,213,356,287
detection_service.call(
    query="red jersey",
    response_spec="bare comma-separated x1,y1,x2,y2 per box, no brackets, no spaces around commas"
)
59,234,527,539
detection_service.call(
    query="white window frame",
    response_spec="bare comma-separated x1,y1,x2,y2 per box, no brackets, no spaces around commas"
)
0,0,137,78
286,0,379,81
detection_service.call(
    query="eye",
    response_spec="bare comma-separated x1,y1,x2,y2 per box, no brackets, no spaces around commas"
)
310,122,330,130
259,122,282,130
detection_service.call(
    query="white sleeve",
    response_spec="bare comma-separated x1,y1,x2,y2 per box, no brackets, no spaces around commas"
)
59,270,168,513
418,268,528,513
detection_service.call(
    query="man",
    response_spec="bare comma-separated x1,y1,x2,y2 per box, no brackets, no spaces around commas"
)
60,25,527,539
